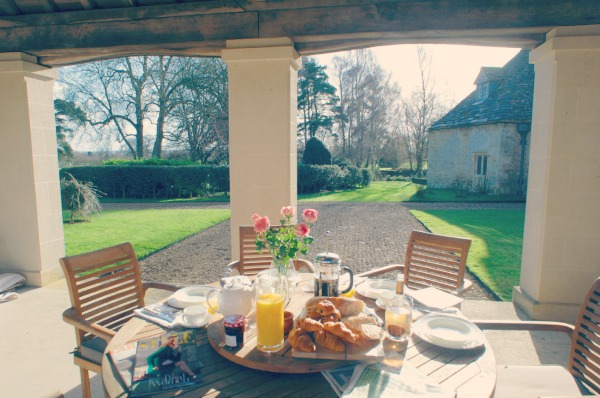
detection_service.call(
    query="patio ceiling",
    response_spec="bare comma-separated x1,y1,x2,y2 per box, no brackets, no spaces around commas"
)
1,0,599,66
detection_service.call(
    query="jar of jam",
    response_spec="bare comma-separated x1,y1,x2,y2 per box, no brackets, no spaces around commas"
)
223,315,246,349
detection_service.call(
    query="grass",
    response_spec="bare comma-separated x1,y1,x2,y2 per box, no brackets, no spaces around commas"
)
299,181,524,203
410,209,525,301
100,192,230,204
63,208,230,258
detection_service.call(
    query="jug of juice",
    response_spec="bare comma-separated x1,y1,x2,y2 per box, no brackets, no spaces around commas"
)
255,269,289,352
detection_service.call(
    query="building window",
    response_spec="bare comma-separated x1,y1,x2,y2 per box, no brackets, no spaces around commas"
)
474,154,489,176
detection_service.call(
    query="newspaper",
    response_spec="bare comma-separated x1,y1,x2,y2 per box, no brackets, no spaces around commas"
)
323,362,455,398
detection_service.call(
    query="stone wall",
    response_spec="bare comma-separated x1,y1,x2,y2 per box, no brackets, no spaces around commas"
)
428,123,529,194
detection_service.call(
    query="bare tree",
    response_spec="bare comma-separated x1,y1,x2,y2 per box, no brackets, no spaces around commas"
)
59,57,153,159
331,50,400,166
398,46,448,175
168,58,229,163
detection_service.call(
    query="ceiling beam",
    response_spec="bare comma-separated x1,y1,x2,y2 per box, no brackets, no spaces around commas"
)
1,0,599,66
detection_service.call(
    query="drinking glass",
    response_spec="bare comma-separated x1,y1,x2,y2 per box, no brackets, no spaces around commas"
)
255,269,288,352
385,295,413,342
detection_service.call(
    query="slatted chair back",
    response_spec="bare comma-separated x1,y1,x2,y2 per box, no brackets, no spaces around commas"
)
568,277,600,394
238,225,278,276
404,230,472,293
60,242,145,348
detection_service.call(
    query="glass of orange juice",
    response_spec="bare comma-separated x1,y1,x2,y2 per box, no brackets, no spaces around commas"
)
255,269,289,352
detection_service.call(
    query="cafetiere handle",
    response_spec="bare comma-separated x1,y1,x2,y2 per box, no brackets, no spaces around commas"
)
340,266,354,295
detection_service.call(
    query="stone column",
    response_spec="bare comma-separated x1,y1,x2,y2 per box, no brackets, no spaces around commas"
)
222,38,300,259
0,53,64,286
513,26,600,322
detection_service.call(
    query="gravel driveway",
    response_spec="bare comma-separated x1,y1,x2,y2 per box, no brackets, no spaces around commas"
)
104,201,524,301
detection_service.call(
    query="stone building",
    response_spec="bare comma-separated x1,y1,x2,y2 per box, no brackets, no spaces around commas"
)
427,50,534,195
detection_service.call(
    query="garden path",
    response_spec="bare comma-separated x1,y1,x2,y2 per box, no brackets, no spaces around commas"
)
104,201,525,300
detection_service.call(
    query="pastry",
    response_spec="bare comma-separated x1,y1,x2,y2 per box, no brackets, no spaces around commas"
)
296,317,324,332
323,321,359,344
288,328,316,353
344,313,377,333
314,330,345,352
306,297,366,316
316,300,337,316
359,324,383,341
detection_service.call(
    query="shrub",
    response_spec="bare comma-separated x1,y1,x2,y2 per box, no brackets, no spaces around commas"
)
411,177,427,185
302,137,332,165
450,177,472,198
60,173,103,223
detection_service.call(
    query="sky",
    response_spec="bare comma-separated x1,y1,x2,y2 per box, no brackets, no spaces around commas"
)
315,44,521,105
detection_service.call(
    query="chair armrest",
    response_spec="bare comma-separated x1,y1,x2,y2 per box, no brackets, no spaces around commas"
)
142,281,183,293
357,264,404,278
473,320,575,339
62,308,115,343
224,260,241,278
293,259,314,273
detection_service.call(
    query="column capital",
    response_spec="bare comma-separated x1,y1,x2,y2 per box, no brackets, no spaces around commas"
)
531,24,600,63
0,52,56,80
221,38,300,70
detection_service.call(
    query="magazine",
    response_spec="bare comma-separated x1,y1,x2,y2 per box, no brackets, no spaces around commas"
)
130,329,204,397
323,362,455,398
107,342,137,390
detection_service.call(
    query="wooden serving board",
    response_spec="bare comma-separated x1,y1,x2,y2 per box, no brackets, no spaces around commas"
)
291,334,384,361
290,306,385,361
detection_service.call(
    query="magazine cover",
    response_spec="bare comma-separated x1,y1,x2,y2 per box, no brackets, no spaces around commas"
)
130,329,203,397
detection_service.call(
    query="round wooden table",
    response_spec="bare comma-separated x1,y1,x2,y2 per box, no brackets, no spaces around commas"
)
102,275,496,397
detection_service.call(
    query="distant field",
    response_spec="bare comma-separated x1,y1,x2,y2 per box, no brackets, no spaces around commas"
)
64,208,230,257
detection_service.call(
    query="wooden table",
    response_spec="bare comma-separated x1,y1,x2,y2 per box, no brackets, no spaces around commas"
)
102,275,496,397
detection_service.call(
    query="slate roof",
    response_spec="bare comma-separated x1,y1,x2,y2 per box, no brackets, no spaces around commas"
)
430,49,534,130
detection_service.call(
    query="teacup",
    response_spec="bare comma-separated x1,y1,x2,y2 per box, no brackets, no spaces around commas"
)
183,304,208,326
378,290,396,307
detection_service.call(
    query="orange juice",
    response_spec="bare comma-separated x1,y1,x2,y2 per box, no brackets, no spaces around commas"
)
256,293,285,351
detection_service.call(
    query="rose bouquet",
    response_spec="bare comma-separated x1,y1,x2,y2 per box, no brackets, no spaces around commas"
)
252,206,319,274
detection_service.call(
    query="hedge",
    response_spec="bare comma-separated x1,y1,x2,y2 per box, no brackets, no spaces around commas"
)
60,163,372,199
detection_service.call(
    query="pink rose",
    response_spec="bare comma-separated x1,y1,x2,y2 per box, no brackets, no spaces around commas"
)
281,206,295,218
302,209,319,223
294,223,310,237
253,215,270,233
251,213,260,223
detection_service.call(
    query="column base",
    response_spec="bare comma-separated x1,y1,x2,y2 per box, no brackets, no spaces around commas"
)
512,286,580,324
1,265,64,287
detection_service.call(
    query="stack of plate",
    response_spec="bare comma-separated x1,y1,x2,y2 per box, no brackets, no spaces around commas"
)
167,285,218,308
412,314,485,349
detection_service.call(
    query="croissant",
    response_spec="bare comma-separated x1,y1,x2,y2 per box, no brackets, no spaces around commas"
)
315,330,345,352
323,321,359,344
306,307,322,320
288,328,316,353
316,300,336,316
296,317,324,332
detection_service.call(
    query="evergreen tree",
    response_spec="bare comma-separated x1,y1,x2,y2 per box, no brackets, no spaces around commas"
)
297,57,337,145
303,137,332,165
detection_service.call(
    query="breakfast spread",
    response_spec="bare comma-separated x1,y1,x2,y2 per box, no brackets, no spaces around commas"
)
289,297,383,356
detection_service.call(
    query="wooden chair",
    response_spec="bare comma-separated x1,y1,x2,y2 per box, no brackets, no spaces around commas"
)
359,230,472,296
224,226,314,277
60,242,182,398
474,277,600,397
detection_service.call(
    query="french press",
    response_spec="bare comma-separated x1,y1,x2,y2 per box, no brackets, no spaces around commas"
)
313,252,354,297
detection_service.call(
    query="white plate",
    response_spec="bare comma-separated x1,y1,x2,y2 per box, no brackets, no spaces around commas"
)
413,314,484,349
356,279,395,299
168,286,218,309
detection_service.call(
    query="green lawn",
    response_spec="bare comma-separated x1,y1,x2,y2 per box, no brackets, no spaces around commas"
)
64,209,230,258
410,209,525,301
299,181,524,203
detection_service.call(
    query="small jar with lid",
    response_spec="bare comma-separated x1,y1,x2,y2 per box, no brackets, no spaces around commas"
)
223,315,246,349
